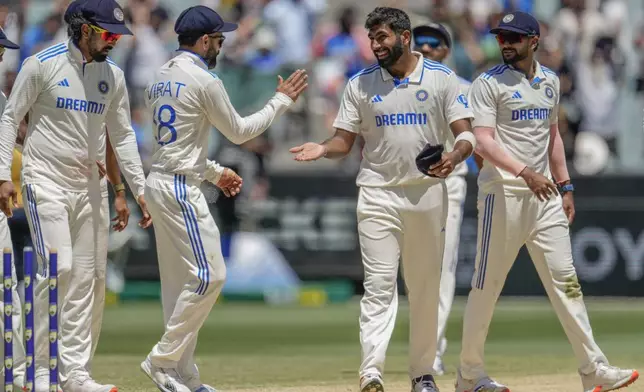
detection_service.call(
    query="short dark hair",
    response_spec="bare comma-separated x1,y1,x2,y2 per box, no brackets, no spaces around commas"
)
364,7,411,35
178,34,201,47
67,12,91,43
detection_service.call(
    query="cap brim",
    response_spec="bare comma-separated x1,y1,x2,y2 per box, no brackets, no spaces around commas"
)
218,22,238,32
0,38,19,49
96,22,133,36
490,26,533,35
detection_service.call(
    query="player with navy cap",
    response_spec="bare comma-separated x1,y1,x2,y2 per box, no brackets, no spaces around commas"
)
0,0,151,390
140,5,307,392
0,27,30,392
412,21,472,376
456,11,639,392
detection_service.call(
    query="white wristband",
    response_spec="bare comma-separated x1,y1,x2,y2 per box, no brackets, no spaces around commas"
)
454,131,477,156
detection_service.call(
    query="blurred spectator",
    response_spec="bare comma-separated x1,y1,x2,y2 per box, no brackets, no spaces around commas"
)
20,12,62,64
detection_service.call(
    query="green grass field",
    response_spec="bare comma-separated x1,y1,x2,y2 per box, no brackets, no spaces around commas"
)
92,297,644,392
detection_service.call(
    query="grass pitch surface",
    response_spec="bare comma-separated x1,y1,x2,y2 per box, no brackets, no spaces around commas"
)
92,297,644,391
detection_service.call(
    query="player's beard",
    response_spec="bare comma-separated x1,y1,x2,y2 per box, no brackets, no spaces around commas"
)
89,40,111,62
205,45,219,69
375,36,404,69
501,47,528,65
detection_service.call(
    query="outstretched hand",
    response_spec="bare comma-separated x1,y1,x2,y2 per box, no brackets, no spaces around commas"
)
277,69,308,102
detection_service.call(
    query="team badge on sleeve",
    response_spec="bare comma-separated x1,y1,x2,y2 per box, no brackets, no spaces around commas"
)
416,89,429,102
457,94,469,108
98,81,109,95
545,86,554,99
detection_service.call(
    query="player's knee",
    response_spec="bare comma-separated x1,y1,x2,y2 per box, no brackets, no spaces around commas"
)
552,269,583,299
363,272,397,297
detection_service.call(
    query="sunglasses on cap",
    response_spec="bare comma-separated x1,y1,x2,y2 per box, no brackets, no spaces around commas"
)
495,32,535,45
89,24,122,43
414,36,443,49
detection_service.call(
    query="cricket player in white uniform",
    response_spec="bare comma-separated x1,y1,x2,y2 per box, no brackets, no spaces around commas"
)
0,29,29,391
0,1,151,391
412,22,471,376
290,7,475,392
140,6,307,392
456,12,639,392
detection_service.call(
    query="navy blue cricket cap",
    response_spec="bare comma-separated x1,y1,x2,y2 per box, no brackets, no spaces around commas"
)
0,28,19,49
413,22,451,48
490,11,540,36
68,0,132,36
174,6,238,36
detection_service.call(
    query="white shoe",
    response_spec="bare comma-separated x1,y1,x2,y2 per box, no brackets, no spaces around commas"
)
64,375,117,392
581,364,639,392
140,358,191,392
13,373,24,390
34,374,64,392
433,356,446,376
360,373,384,392
412,375,439,392
455,369,509,392
182,374,217,392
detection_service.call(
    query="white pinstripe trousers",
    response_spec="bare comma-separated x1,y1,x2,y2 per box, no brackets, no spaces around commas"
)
459,188,607,380
145,171,226,379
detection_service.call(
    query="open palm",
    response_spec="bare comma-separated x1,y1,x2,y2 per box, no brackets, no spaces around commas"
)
289,143,327,161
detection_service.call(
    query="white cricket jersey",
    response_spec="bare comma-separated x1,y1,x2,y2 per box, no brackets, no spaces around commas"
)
333,52,473,188
144,50,293,183
0,40,146,196
445,76,472,177
469,61,560,193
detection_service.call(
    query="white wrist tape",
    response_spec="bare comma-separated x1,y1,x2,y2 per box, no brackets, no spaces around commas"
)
454,131,477,156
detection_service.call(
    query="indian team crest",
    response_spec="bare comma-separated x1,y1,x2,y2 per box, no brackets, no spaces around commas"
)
4,277,11,289
114,8,124,22
25,381,33,392
503,14,514,23
49,331,57,343
25,302,32,315
416,89,429,102
25,275,31,288
49,276,57,290
25,328,32,341
49,304,57,317
98,80,109,95
26,355,33,367
4,304,11,316
4,330,11,343
5,357,12,370
545,86,554,99
7,384,13,392
49,356,58,370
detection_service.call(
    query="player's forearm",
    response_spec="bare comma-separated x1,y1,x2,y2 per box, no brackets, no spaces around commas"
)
0,115,19,181
204,159,226,184
107,127,146,197
321,135,353,159
548,125,570,183
105,134,123,187
222,93,293,145
475,128,526,176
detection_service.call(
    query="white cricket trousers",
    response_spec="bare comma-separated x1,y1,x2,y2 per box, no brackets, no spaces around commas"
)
435,175,466,362
145,172,226,376
22,182,109,384
358,181,447,380
460,187,608,380
0,214,27,383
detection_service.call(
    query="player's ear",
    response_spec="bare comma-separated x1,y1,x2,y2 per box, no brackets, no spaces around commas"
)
401,30,411,47
81,24,90,39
